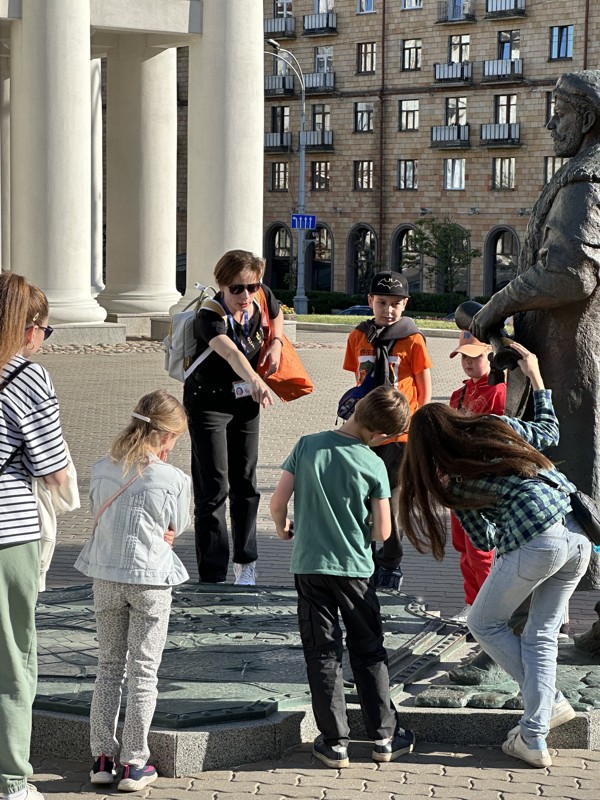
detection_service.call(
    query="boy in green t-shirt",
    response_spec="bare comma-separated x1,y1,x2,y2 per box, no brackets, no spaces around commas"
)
270,386,415,769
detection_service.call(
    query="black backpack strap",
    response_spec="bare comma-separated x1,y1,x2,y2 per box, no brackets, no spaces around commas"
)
0,361,31,477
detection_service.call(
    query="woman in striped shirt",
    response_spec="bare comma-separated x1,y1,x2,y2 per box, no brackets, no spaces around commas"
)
0,273,69,800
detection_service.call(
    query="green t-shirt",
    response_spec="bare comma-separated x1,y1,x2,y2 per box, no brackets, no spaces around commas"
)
281,430,391,578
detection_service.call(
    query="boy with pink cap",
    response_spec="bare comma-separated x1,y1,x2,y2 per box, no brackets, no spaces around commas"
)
449,330,506,620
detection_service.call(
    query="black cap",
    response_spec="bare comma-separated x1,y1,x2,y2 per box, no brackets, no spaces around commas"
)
369,271,410,298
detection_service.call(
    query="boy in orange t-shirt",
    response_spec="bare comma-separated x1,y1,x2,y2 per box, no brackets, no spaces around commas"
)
343,271,432,585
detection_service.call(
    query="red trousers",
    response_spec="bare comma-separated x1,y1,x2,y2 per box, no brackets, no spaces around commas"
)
451,514,494,605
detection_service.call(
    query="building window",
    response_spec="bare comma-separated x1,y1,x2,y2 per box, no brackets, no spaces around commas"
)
271,162,289,191
402,0,422,7
275,0,293,16
498,30,520,60
311,161,330,191
550,25,573,60
546,91,556,123
315,45,333,73
274,227,291,258
449,34,470,63
358,0,374,11
275,51,293,76
494,94,517,124
271,106,290,133
544,156,568,183
312,103,331,131
355,102,374,132
398,159,418,190
402,39,422,71
357,42,377,73
492,157,516,190
354,160,374,190
446,97,467,126
444,158,465,190
316,0,334,10
399,99,419,130
311,226,332,291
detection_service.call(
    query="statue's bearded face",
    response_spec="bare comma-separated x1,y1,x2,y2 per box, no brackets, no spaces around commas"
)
547,97,586,157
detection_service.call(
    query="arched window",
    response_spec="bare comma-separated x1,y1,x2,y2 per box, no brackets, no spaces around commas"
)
391,226,422,293
308,225,332,291
347,225,377,295
484,227,519,294
264,225,292,290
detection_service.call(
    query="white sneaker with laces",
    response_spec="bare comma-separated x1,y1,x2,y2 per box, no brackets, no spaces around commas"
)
3,785,45,800
507,697,576,738
451,604,471,623
233,561,256,586
502,730,552,768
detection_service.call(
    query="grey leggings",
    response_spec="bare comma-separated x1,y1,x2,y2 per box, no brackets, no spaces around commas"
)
90,580,171,767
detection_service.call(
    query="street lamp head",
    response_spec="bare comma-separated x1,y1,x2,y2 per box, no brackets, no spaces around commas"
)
267,38,281,51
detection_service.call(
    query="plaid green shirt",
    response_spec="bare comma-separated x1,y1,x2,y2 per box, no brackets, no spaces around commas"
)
452,390,575,555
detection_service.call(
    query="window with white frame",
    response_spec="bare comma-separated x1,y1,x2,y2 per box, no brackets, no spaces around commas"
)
357,42,376,73
274,227,291,258
444,158,465,190
492,157,516,190
402,0,422,8
398,160,418,189
275,0,293,17
355,102,374,132
275,52,293,75
271,162,289,191
446,97,467,126
316,0,334,11
494,94,517,124
546,91,556,123
544,156,568,183
271,106,290,133
315,46,333,73
449,34,470,63
312,103,331,131
402,39,422,71
312,161,330,191
550,25,573,60
354,160,374,190
399,99,419,130
498,30,520,60
358,0,374,11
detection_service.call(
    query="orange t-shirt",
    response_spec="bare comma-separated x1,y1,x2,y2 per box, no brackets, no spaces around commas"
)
343,328,432,443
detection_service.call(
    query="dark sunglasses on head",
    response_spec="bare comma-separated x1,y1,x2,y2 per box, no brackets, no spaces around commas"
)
27,323,54,340
227,282,261,295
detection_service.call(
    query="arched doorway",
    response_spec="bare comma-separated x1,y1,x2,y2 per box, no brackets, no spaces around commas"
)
390,225,422,293
484,227,519,295
306,225,333,291
264,224,293,291
347,225,377,295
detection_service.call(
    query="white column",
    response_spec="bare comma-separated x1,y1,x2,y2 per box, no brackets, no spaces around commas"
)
100,36,179,314
10,0,105,323
0,58,10,272
178,0,264,308
90,58,104,298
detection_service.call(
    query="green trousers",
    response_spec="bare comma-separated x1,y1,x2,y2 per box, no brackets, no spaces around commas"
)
0,540,40,796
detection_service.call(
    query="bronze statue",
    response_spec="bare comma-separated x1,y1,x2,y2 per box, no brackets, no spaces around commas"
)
471,70,600,591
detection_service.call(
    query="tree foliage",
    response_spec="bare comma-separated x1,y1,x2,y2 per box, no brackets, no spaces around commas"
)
404,216,481,293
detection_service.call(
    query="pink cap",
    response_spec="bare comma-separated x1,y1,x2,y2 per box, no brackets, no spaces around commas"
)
450,330,491,358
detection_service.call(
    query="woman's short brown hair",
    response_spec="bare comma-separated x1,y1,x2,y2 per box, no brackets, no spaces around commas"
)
214,250,265,287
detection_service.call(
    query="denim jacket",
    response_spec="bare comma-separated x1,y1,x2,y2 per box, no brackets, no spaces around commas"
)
75,456,191,586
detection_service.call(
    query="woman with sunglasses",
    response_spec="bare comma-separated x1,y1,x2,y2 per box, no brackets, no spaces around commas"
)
0,273,68,800
184,250,284,586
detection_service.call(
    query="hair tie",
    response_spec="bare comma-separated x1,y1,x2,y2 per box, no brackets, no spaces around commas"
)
132,412,151,423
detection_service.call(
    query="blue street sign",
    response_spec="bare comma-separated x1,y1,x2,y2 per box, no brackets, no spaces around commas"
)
291,214,317,230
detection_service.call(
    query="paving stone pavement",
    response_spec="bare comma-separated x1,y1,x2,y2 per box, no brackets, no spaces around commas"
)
29,329,600,799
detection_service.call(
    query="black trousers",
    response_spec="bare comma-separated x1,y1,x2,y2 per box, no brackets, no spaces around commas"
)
372,442,406,570
295,573,399,747
184,384,260,582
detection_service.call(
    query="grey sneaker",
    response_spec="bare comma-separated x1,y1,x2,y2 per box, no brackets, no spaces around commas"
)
233,561,256,586
502,730,551,768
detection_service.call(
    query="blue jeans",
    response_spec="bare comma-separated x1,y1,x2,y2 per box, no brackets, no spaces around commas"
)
467,513,591,749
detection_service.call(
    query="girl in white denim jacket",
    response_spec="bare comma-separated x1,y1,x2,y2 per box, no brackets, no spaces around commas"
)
75,390,191,792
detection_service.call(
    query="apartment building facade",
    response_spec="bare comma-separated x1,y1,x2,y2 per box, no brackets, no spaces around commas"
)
261,0,600,298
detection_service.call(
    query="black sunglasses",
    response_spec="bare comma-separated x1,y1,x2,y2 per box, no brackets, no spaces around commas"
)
28,323,54,340
227,282,261,295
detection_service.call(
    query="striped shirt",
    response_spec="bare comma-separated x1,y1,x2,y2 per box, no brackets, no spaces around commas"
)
0,354,68,545
452,390,575,555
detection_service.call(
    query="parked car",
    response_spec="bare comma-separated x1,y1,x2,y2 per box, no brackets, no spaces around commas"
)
337,305,372,316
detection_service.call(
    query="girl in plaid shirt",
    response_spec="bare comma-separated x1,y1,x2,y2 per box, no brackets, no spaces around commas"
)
399,342,591,769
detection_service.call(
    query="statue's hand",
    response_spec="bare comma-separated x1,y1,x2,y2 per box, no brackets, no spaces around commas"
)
470,303,505,343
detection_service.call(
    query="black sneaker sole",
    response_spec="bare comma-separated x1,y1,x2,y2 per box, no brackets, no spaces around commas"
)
312,746,350,769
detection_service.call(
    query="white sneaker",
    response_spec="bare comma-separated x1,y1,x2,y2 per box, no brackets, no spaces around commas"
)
502,730,552,768
3,785,45,800
233,561,256,586
451,604,471,623
508,698,576,738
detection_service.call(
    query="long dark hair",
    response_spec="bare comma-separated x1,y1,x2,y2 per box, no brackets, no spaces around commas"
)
399,403,554,560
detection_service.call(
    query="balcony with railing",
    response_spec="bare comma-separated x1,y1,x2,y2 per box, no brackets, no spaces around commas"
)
431,124,470,147
264,16,296,38
433,62,473,82
485,0,525,17
480,122,520,145
437,0,476,23
482,58,523,81
264,75,295,96
304,71,336,93
303,12,337,35
302,129,334,151
264,132,292,152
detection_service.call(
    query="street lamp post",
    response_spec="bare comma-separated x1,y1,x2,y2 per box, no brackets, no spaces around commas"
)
266,39,309,314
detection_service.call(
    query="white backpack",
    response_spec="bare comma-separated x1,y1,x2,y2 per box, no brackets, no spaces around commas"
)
163,285,218,382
